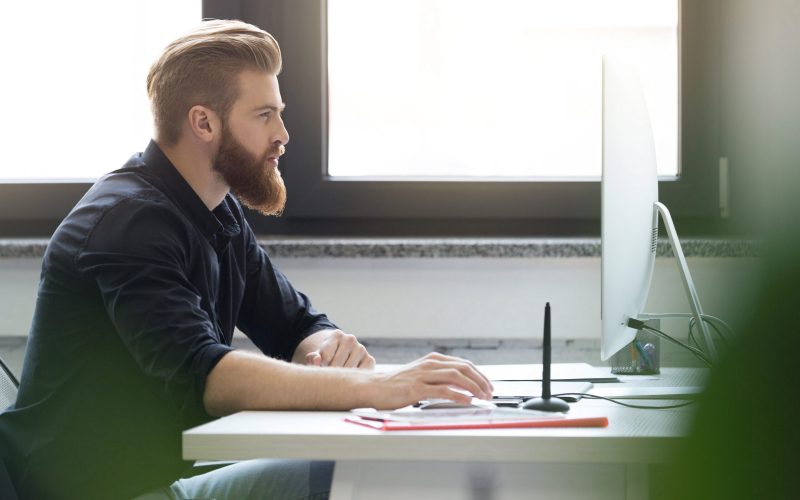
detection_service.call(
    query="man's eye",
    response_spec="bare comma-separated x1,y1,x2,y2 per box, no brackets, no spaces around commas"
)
260,112,271,119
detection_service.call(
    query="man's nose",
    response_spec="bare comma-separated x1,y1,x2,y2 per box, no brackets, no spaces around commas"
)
275,116,289,146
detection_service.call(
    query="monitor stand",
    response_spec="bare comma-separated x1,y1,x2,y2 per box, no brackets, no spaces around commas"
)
521,303,570,412
640,202,718,362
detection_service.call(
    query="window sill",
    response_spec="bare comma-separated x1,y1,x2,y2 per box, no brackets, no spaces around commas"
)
0,237,758,259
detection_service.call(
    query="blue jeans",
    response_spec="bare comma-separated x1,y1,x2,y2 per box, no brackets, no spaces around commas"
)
133,460,334,500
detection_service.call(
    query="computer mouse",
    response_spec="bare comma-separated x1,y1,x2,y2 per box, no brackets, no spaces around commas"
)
418,398,497,410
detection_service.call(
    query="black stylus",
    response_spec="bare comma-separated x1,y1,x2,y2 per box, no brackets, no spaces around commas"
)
521,302,570,412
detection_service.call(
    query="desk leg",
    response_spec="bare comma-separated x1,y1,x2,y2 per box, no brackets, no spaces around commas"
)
625,464,649,500
329,461,358,500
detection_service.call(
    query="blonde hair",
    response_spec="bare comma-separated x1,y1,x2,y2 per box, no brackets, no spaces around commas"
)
146,19,282,145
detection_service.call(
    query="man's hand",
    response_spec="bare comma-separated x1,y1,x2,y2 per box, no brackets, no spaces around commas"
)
296,329,375,369
368,352,495,410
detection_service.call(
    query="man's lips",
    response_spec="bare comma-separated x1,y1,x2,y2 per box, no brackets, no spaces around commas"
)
267,146,286,166
267,145,285,165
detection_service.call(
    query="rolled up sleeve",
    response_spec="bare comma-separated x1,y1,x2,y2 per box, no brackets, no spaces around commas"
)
76,198,234,419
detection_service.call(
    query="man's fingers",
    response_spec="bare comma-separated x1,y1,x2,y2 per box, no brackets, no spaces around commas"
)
316,331,371,368
463,360,494,394
434,355,494,393
317,339,341,367
423,385,473,405
305,352,322,367
358,354,376,370
419,360,493,398
422,368,491,400
343,346,367,368
329,333,359,366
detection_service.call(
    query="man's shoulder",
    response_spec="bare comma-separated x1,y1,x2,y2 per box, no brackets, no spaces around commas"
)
76,169,181,230
86,162,166,205
47,169,189,260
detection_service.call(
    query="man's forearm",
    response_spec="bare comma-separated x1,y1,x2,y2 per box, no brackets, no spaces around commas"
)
204,349,375,416
204,350,495,417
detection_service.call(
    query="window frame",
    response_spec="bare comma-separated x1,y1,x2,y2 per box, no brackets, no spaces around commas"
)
239,0,724,236
0,0,726,237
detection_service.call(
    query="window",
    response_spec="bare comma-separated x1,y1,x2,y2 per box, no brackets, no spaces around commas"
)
230,0,719,236
0,0,201,180
328,0,678,179
0,0,199,235
1,0,724,237
249,0,721,236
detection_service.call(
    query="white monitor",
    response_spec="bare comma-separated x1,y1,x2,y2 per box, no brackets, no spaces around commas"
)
600,57,659,360
600,57,717,362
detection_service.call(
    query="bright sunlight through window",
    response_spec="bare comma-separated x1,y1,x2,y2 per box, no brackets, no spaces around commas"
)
327,0,679,179
0,0,200,181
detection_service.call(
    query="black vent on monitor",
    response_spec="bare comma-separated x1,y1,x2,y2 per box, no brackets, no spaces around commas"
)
650,227,658,253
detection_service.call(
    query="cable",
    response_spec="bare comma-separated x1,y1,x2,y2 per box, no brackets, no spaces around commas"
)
687,320,703,350
640,313,734,349
689,317,730,345
643,324,713,367
700,314,735,336
689,317,729,349
627,318,713,367
553,393,697,410
628,317,711,363
639,313,735,337
639,313,734,332
638,320,711,362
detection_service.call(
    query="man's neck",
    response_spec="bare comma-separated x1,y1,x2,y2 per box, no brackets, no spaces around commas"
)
157,139,229,211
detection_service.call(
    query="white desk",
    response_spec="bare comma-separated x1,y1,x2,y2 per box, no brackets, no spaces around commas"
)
183,368,703,500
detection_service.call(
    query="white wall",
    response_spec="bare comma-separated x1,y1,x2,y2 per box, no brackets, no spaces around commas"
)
0,256,760,340
0,259,41,337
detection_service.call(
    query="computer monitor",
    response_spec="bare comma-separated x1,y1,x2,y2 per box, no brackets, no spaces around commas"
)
600,57,717,362
600,57,659,361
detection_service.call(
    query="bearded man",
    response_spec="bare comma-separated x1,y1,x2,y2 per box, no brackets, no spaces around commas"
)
0,19,492,500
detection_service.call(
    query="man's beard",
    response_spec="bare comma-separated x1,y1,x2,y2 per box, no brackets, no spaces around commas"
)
212,125,287,216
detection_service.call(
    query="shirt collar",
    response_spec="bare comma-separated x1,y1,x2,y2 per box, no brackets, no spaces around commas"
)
139,140,241,241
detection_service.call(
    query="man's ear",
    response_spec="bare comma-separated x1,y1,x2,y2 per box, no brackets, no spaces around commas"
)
187,105,220,144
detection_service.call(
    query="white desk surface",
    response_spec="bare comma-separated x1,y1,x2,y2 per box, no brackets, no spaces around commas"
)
183,367,705,466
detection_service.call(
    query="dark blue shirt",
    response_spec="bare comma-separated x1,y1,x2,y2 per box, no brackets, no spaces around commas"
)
0,141,336,499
